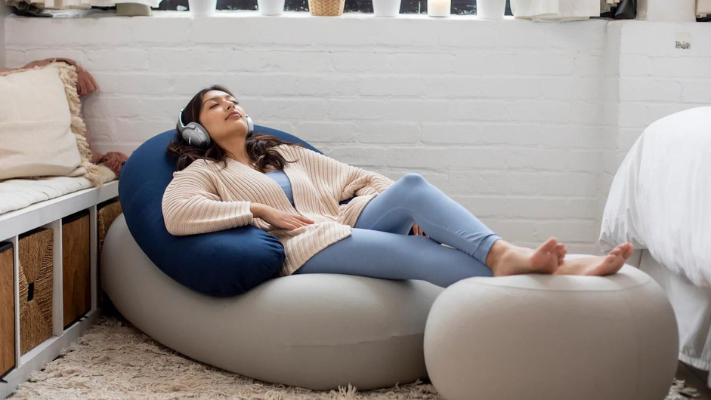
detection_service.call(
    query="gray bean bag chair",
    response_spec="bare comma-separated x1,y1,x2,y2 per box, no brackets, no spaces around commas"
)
102,215,443,390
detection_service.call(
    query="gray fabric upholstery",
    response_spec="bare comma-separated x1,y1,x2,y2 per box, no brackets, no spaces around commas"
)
101,215,444,391
423,257,679,400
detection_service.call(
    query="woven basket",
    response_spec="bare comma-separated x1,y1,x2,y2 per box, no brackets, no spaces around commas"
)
0,242,14,376
18,228,54,355
97,199,123,308
308,0,345,16
63,211,91,329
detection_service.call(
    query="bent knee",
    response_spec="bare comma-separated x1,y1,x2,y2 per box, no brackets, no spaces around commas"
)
398,172,427,186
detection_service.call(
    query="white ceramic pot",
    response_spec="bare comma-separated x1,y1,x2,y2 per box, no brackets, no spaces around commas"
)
373,0,401,16
258,0,285,15
188,0,217,17
477,0,505,19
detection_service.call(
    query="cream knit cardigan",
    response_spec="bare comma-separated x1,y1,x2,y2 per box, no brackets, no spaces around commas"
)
162,143,396,277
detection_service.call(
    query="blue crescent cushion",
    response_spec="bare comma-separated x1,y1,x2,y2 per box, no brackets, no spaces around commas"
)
118,126,344,297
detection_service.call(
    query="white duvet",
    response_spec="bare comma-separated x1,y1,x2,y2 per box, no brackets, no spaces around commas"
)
599,106,711,287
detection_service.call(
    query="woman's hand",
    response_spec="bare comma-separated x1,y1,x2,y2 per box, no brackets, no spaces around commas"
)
412,222,429,238
258,205,315,231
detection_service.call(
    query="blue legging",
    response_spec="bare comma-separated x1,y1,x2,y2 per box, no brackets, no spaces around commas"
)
293,173,501,287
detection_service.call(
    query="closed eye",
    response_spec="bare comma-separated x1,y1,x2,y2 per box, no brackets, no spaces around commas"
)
208,99,238,109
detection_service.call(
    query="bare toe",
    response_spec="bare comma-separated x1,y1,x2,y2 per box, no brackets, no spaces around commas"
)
623,243,634,259
529,237,560,273
586,253,624,276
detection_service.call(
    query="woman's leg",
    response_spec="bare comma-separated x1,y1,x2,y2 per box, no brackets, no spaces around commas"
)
351,173,634,277
353,173,501,266
294,228,493,288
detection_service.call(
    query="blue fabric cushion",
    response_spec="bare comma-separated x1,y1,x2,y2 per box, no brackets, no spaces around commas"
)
118,126,340,297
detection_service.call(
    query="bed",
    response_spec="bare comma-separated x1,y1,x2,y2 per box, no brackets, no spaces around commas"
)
599,106,711,387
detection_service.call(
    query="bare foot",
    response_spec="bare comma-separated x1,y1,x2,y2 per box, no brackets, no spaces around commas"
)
553,243,634,276
488,237,566,277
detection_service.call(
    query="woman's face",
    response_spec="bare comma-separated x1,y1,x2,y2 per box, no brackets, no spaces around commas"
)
198,90,249,145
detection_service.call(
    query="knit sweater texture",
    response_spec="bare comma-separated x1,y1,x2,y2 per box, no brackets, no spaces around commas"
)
162,143,396,277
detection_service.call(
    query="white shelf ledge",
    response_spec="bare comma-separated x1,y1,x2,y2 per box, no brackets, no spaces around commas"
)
0,180,119,243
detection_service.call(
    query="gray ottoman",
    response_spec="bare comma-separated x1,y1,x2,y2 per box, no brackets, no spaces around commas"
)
101,215,444,391
423,256,679,400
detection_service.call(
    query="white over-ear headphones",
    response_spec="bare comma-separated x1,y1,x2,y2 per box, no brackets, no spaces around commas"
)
177,107,255,148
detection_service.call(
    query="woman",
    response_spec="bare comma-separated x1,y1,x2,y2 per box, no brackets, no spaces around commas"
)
163,85,634,288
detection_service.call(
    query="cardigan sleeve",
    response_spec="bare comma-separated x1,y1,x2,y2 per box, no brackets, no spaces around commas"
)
290,145,396,201
340,164,396,200
162,163,254,236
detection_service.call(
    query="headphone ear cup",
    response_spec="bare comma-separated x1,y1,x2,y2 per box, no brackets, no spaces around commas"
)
246,115,254,135
181,122,211,148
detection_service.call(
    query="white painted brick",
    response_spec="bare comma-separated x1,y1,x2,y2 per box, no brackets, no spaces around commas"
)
114,73,177,95
356,122,420,144
682,80,711,103
130,18,191,44
507,100,573,123
389,53,456,74
4,48,89,68
326,99,391,120
87,49,151,71
544,20,607,49
448,100,511,121
326,146,388,167
293,121,358,143
568,101,603,125
356,76,423,97
479,78,540,99
515,54,575,76
382,147,450,169
650,57,711,78
619,54,651,77
248,98,330,120
385,100,451,121
452,53,517,76
6,18,132,47
540,77,600,101
457,196,599,219
422,123,542,146
619,78,682,102
538,126,601,150
574,56,604,77
418,77,483,98
533,220,598,243
331,52,390,72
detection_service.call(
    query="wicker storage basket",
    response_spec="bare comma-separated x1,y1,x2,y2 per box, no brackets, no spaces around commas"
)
62,210,91,329
18,228,54,355
308,0,345,16
0,242,14,377
97,199,123,308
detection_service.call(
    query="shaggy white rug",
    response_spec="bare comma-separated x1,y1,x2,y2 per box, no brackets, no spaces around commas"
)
7,316,700,400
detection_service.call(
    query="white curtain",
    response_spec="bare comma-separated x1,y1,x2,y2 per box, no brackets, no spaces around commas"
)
510,0,601,21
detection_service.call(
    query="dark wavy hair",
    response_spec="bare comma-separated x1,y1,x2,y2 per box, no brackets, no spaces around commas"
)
167,85,306,172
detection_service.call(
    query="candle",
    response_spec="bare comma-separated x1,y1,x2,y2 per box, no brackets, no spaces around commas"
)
428,0,450,16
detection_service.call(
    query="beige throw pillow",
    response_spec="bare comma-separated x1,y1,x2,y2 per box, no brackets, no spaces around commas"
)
0,62,99,184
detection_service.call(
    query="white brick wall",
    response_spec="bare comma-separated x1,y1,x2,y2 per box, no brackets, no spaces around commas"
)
3,13,710,255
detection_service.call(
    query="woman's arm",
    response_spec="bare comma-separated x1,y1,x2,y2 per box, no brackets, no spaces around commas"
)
341,165,395,200
162,166,258,236
287,145,395,201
